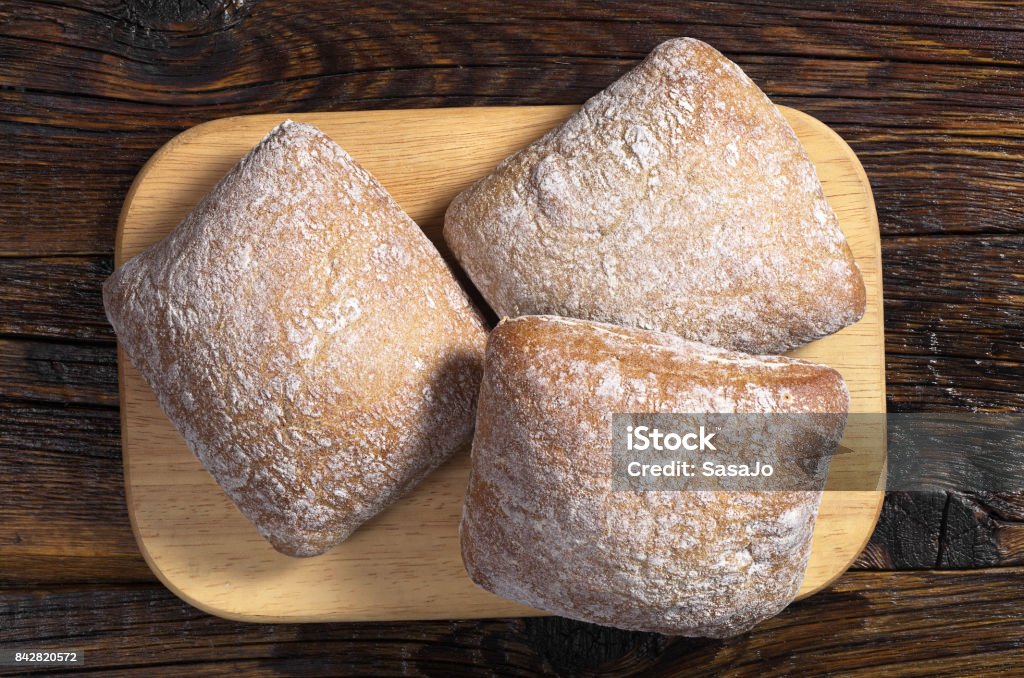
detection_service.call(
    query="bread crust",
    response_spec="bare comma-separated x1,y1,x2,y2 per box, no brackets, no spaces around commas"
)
444,38,866,354
460,315,849,637
105,121,487,557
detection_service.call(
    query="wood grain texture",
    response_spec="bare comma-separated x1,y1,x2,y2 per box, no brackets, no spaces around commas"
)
1,0,1023,672
0,402,152,584
2,569,1024,676
0,258,114,341
116,105,885,621
0,340,117,406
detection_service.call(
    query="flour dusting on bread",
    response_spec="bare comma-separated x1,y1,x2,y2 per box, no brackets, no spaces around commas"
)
445,38,865,353
461,315,849,637
105,121,488,556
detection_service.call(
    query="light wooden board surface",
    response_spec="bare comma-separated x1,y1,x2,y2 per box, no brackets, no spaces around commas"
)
117,105,886,623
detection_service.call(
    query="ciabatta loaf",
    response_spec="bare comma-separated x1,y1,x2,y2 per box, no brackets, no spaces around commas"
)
444,38,865,354
460,315,848,637
105,121,487,557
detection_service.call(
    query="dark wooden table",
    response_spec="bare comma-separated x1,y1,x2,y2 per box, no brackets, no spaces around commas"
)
2,1,1023,675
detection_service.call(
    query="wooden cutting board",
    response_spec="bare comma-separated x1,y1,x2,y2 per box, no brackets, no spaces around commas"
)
117,106,886,623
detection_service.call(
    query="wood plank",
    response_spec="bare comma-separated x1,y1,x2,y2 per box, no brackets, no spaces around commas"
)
940,492,1024,568
0,339,117,406
0,258,113,342
881,234,1024,415
853,492,947,569
3,569,1024,676
0,403,151,584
